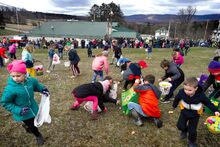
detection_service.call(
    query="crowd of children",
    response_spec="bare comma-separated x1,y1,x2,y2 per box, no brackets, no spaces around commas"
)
1,38,220,147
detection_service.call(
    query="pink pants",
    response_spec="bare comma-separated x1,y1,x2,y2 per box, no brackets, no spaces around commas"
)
72,96,98,111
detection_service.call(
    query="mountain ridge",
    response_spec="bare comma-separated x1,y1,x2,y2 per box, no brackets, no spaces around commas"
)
124,14,220,23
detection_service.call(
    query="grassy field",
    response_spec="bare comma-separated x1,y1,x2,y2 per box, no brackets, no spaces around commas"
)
0,47,219,147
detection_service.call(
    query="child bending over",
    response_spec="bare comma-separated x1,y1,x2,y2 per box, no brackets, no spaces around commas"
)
173,77,220,147
70,76,113,120
128,74,163,128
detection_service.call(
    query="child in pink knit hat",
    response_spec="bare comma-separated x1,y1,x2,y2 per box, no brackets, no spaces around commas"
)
70,76,113,120
1,60,49,146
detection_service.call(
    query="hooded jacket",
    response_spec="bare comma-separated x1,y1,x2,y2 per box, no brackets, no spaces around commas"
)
162,62,184,81
92,55,108,74
68,48,80,64
123,63,141,80
173,86,218,118
133,83,161,118
1,77,45,121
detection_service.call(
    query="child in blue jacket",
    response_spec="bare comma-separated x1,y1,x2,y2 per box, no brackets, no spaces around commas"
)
1,60,49,146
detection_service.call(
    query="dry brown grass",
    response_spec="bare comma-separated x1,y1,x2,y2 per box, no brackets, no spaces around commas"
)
0,47,219,147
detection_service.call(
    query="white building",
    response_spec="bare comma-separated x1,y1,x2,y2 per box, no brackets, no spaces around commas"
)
211,20,220,42
155,27,169,39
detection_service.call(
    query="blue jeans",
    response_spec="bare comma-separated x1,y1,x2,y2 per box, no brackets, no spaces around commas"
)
92,70,103,82
128,102,148,117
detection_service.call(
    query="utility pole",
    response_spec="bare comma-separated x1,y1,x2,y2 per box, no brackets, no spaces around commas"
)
15,8,20,32
167,21,171,39
204,20,209,40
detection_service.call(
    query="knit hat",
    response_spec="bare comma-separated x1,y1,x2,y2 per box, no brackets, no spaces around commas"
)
102,51,109,56
138,60,148,68
7,60,27,74
208,61,220,74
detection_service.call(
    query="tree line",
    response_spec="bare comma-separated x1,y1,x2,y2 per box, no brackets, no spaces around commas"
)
0,3,219,40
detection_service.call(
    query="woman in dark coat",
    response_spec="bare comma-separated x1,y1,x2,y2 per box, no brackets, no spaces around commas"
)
68,46,80,78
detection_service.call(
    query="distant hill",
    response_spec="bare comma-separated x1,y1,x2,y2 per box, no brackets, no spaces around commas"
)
125,14,220,23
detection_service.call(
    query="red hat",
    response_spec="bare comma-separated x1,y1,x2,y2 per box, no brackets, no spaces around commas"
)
138,60,148,68
7,60,27,74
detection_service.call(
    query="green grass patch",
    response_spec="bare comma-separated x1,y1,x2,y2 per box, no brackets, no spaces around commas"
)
0,47,219,146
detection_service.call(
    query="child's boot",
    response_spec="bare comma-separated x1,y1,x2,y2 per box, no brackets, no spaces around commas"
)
153,118,163,128
130,109,143,126
36,134,45,146
188,141,197,147
22,124,32,134
180,131,187,139
91,110,99,120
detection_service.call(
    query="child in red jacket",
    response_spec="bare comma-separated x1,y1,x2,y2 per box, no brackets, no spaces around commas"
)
128,74,163,128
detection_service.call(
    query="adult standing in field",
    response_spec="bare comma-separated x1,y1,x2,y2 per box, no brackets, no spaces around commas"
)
68,45,80,78
8,43,17,60
159,59,185,103
92,51,109,82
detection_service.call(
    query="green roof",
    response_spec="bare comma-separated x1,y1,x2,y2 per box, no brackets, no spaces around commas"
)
111,26,138,38
29,21,137,39
29,21,109,38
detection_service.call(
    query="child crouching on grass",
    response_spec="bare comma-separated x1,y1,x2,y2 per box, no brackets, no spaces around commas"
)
128,74,163,128
70,76,113,120
0,60,50,146
172,77,220,147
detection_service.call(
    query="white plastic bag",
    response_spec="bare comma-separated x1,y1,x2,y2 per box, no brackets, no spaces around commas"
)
109,82,118,99
64,61,70,67
4,58,9,64
52,53,60,65
83,102,101,113
34,94,51,127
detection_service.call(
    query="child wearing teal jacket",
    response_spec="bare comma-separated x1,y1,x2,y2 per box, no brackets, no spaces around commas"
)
1,60,49,146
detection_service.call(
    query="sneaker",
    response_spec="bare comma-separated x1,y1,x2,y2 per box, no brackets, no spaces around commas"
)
170,97,175,101
188,141,197,147
180,131,187,139
70,75,76,78
70,105,80,110
153,118,163,128
160,99,170,104
36,134,44,146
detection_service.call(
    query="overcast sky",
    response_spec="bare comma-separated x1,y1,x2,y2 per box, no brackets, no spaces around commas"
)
0,0,220,16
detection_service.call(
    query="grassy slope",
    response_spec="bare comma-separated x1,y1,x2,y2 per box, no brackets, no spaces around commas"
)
0,47,219,147
0,29,19,36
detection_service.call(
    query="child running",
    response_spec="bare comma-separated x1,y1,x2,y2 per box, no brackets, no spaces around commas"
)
1,60,49,146
173,77,220,147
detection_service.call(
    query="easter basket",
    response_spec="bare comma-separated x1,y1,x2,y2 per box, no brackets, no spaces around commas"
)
205,98,220,115
159,81,172,95
205,116,220,134
34,61,44,76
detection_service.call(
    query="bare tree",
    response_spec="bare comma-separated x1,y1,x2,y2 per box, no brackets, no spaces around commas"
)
177,6,197,37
